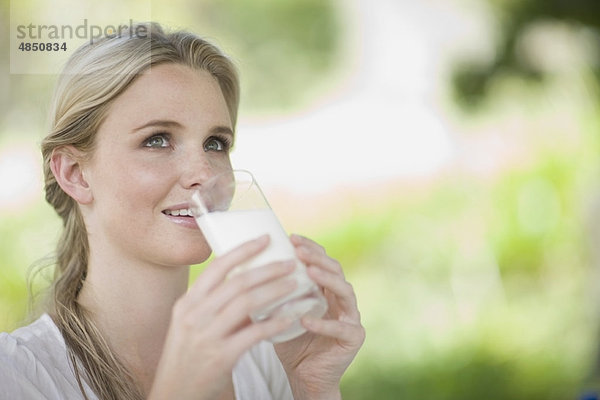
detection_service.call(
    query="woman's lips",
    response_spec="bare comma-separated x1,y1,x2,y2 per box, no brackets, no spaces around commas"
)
162,206,199,229
163,213,200,229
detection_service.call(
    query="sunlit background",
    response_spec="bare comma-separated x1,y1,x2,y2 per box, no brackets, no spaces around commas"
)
2,0,600,398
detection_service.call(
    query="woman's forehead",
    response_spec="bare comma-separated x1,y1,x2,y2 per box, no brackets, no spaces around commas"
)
102,64,232,131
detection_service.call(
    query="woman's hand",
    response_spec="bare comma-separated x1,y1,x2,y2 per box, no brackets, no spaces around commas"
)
274,235,365,400
148,235,296,400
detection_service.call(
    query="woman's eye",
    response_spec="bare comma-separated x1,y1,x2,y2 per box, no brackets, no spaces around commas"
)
204,137,230,152
143,134,170,148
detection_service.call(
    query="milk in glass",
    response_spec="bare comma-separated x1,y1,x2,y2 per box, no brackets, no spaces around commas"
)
195,208,325,341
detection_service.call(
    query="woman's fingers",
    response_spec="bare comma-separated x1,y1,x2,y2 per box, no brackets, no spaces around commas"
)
185,233,360,345
290,234,327,256
291,235,358,315
301,316,365,346
181,255,299,338
291,234,346,279
207,259,296,313
227,316,295,358
188,235,270,299
295,244,343,276
307,265,360,322
213,273,298,336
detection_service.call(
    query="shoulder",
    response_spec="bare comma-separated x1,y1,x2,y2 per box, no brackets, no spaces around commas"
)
0,314,94,399
233,341,293,400
0,314,65,373
1,314,63,358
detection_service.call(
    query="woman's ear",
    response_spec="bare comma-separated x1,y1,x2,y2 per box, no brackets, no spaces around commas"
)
50,146,93,204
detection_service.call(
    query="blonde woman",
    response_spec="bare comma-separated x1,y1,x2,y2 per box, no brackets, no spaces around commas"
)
0,23,364,400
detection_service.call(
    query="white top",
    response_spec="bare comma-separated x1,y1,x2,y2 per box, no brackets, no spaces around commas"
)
0,314,293,399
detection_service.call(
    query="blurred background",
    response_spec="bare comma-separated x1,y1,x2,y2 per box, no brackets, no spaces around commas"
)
2,0,600,398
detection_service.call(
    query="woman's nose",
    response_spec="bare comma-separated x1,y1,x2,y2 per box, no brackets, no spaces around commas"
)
179,153,214,189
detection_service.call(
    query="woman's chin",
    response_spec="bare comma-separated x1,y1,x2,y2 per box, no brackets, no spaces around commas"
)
174,251,212,267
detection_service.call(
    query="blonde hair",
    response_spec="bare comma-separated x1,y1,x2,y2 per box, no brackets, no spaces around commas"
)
40,22,239,399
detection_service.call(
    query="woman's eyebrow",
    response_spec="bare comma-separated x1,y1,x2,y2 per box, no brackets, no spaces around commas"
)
131,121,233,137
131,119,183,132
210,126,234,137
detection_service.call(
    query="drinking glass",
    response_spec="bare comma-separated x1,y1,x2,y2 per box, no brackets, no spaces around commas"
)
190,169,328,343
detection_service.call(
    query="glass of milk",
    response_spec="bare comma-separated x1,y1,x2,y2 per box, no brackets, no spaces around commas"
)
190,169,328,343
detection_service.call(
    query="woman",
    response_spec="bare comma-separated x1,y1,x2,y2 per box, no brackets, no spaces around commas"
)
0,22,364,399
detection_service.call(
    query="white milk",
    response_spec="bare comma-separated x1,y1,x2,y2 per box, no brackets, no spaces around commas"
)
195,209,327,341
196,208,295,271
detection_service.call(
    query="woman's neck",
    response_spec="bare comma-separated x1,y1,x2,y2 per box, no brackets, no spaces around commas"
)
78,247,190,394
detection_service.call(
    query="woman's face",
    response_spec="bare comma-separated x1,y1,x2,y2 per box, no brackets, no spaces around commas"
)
82,63,233,267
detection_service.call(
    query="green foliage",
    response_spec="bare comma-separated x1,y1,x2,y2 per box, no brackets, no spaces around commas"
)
303,164,594,398
491,156,580,276
0,200,60,330
192,0,341,112
452,0,600,109
341,345,577,400
315,135,596,399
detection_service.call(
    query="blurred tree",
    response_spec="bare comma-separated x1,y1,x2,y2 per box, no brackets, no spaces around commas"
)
452,0,600,109
191,0,341,113
452,1,600,396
